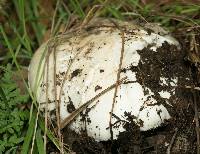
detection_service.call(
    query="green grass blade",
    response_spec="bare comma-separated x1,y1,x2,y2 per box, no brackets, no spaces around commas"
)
12,0,32,54
127,0,143,10
38,118,60,150
0,26,16,64
26,0,45,45
69,0,85,18
21,111,36,154
10,24,32,55
36,128,45,154
107,6,123,19
16,0,26,35
0,25,34,100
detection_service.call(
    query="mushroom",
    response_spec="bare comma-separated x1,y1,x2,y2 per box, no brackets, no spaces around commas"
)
28,18,180,141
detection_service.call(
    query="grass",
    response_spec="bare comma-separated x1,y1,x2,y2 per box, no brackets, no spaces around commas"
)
0,0,199,153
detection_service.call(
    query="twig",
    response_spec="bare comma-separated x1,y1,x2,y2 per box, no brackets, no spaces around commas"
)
109,19,125,140
166,128,178,154
60,77,127,130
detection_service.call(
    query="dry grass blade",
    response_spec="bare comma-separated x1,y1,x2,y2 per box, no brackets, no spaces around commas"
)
79,5,103,30
152,13,200,32
50,0,61,36
60,77,127,130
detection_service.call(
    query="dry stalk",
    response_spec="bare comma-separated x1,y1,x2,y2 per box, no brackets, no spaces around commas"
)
53,43,63,153
109,19,125,140
49,0,63,151
60,77,127,130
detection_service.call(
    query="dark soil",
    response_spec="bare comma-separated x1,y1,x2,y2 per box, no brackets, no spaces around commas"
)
47,32,200,154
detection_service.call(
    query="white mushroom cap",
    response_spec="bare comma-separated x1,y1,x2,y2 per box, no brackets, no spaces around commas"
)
28,18,179,141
